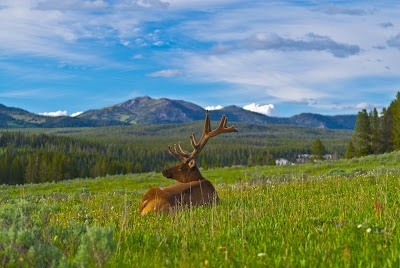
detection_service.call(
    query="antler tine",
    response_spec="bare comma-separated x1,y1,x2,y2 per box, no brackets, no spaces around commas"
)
168,139,197,163
205,110,212,133
177,141,191,156
189,132,198,148
208,114,238,138
167,110,238,164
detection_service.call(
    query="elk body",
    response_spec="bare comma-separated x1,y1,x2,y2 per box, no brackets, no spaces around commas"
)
139,111,237,215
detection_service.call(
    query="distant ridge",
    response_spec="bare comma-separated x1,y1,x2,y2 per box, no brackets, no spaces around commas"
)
0,104,127,128
0,97,356,129
77,96,356,129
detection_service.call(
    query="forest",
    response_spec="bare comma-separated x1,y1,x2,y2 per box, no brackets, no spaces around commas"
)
0,122,352,185
346,91,400,158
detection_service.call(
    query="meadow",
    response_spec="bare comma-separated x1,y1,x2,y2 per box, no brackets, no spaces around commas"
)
1,151,399,267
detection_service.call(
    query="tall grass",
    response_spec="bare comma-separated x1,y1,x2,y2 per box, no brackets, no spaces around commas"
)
1,152,400,267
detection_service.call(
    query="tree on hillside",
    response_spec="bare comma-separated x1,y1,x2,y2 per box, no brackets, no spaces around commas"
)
311,139,325,159
352,109,372,157
389,92,400,150
370,108,381,154
345,141,355,159
379,107,393,153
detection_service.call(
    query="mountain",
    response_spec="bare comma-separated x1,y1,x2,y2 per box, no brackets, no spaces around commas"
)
78,96,356,129
0,97,357,129
0,104,127,128
79,96,205,124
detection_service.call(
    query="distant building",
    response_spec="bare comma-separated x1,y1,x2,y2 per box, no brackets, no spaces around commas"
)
296,154,312,163
296,153,334,163
275,158,290,165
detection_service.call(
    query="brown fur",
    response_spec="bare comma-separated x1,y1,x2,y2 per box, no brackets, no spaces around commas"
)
139,163,219,215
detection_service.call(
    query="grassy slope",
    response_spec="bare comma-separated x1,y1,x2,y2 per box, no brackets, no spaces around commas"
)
1,152,399,267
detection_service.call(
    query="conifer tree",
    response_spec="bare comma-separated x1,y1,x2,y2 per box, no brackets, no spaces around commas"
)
370,108,380,154
389,92,400,150
345,141,355,159
379,107,393,152
352,109,372,156
311,139,325,159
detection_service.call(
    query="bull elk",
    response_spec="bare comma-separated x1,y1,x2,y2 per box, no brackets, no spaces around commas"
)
139,111,238,215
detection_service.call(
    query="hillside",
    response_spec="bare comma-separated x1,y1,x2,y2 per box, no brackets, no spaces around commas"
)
1,97,356,129
0,122,352,184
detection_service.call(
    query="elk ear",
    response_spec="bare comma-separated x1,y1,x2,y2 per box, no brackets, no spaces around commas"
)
188,159,196,169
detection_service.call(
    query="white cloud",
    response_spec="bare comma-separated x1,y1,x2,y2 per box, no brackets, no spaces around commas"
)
39,110,67,117
205,105,224,110
170,1,400,112
349,102,378,111
147,69,183,77
239,33,360,58
243,103,278,116
70,111,83,117
0,0,165,64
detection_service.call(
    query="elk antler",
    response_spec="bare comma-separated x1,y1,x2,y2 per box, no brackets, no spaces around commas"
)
168,110,238,164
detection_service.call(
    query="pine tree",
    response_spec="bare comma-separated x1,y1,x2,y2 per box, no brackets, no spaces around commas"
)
345,141,355,159
10,157,24,185
379,107,393,152
311,139,325,159
389,92,400,150
352,109,372,156
370,108,380,154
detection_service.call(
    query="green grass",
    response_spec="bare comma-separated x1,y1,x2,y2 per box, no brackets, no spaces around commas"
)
1,152,400,267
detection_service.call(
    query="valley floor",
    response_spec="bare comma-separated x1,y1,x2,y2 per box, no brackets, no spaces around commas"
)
1,152,400,267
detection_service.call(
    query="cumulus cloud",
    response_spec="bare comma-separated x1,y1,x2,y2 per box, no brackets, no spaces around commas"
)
312,5,369,16
147,69,184,77
70,111,83,117
39,110,67,117
205,105,224,110
387,33,400,50
240,33,360,58
243,103,278,116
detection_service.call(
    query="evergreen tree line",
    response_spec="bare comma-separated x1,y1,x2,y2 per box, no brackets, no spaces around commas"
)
346,92,400,158
0,131,327,185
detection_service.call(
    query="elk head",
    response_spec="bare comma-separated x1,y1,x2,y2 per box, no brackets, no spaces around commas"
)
162,110,238,183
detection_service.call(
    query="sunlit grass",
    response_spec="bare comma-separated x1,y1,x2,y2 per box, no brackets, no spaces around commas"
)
1,152,400,267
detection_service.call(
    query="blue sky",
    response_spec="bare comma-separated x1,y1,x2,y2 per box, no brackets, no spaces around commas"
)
0,0,400,117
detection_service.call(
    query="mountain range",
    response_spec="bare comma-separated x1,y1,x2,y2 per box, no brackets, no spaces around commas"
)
0,96,356,129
